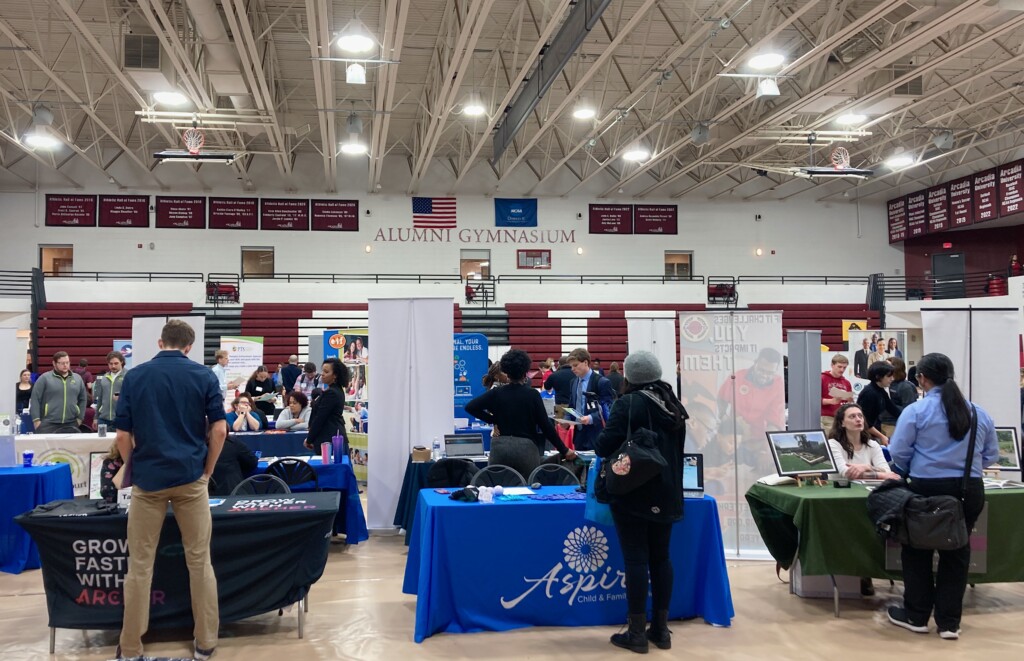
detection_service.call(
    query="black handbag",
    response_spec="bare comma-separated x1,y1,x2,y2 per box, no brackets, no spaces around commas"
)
603,394,668,495
868,406,977,551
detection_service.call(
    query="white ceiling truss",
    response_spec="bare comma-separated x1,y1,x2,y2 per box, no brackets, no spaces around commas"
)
0,0,1020,201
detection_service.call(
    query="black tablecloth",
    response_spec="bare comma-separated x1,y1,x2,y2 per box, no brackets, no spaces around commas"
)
16,493,339,630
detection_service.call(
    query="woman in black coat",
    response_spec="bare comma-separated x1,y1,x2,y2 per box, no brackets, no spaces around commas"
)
304,357,350,454
594,351,688,654
857,361,903,445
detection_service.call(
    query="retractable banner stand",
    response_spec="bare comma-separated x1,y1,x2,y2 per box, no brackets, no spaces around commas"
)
368,298,453,532
922,307,1021,429
131,314,206,365
219,336,265,386
626,316,676,390
679,311,784,556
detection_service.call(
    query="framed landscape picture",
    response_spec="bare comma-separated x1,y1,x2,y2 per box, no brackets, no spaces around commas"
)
766,430,837,477
994,428,1021,470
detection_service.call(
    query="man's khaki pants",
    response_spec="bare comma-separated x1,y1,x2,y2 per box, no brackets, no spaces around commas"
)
820,416,835,432
119,477,218,656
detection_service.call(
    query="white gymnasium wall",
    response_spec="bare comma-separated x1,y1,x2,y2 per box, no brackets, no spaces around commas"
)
0,158,901,279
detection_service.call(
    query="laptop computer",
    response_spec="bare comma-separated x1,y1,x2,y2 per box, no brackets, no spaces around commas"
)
444,433,484,457
683,453,704,499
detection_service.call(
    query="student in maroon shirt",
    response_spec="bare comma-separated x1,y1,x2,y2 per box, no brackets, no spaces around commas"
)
821,354,854,431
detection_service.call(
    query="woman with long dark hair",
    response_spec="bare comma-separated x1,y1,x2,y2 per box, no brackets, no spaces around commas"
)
827,403,899,481
304,357,350,454
887,353,998,639
245,365,277,418
594,351,688,653
465,349,576,479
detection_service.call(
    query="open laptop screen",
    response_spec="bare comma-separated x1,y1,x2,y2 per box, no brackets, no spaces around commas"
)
445,433,484,457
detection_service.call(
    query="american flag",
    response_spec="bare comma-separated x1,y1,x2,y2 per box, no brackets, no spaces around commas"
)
412,196,457,228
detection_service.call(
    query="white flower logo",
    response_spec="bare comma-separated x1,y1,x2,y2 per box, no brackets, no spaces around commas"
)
563,526,609,573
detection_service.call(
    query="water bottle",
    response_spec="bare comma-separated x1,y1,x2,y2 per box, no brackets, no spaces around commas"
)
432,436,442,461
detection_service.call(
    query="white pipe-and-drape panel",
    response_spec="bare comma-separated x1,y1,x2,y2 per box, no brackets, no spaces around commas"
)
626,315,676,386
367,298,454,531
131,314,207,365
922,307,1021,429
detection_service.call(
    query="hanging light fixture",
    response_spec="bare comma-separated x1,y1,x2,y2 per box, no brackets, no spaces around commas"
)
933,130,955,151
462,94,486,117
24,105,60,150
886,148,915,169
691,122,711,145
836,113,867,126
756,78,780,98
153,90,189,106
346,63,366,85
337,20,375,53
748,52,785,70
340,111,367,155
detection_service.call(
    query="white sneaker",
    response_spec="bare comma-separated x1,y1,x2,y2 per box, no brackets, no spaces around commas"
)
939,629,961,640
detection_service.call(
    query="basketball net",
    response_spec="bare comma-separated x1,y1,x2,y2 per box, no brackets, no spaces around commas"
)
830,146,850,170
182,127,205,155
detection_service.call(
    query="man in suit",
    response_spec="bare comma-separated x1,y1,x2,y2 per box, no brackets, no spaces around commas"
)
563,348,615,451
543,355,575,404
853,337,870,379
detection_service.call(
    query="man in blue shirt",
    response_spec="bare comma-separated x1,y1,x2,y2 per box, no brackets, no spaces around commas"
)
115,320,226,660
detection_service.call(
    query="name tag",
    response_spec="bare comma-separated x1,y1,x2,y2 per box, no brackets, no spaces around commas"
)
255,387,263,393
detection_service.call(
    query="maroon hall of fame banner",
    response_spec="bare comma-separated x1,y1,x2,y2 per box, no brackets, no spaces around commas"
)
311,200,359,231
998,159,1023,218
45,194,97,227
973,168,998,223
260,198,309,231
209,197,258,230
589,204,633,234
634,205,678,234
98,195,149,228
887,196,907,243
948,176,973,228
155,196,206,229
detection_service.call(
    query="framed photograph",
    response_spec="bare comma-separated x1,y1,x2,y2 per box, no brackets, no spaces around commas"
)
88,451,107,500
994,427,1021,470
765,429,837,477
683,453,704,498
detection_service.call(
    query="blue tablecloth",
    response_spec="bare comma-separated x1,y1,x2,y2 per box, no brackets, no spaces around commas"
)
255,457,368,544
233,431,311,456
1,464,74,574
454,426,492,451
402,487,733,642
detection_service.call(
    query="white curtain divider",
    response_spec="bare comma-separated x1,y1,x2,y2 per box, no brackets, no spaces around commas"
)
923,307,1020,428
0,328,19,420
131,314,206,366
367,298,453,531
626,318,676,385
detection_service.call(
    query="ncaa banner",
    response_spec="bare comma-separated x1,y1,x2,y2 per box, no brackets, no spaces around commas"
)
678,311,783,556
495,198,538,227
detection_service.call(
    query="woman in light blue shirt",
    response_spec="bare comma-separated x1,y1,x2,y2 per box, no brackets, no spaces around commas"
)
886,353,998,641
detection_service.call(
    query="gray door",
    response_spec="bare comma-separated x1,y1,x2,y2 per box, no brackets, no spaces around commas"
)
931,252,965,299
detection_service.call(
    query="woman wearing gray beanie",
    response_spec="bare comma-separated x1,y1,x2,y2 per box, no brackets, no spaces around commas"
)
594,350,688,654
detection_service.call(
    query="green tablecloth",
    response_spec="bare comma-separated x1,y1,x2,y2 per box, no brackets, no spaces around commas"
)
745,483,1024,583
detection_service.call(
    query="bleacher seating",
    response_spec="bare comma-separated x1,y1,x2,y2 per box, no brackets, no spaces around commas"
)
35,302,194,370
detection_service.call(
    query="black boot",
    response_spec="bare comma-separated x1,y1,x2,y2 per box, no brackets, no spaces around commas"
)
610,613,649,654
647,609,671,650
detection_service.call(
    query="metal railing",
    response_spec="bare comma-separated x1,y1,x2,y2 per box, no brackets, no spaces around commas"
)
41,271,204,281
734,275,870,285
0,270,33,297
241,272,462,283
872,270,1008,302
496,274,706,284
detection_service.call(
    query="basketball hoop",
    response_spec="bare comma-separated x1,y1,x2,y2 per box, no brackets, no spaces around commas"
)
182,127,205,155
830,146,851,170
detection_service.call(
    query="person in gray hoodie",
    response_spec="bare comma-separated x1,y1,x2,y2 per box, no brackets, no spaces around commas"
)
30,351,87,433
94,351,126,430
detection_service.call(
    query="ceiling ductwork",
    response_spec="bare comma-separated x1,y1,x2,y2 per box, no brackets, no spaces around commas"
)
182,0,256,130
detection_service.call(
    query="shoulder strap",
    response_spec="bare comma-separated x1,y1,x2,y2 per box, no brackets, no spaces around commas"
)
961,405,978,500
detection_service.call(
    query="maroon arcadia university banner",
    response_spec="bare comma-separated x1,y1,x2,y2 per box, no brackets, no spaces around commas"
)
260,198,310,231
98,195,149,228
972,168,998,223
589,204,632,234
998,159,1023,218
311,200,359,231
905,191,927,237
948,176,972,228
887,197,907,243
209,197,258,230
633,205,678,235
926,184,949,233
155,196,206,229
45,194,96,227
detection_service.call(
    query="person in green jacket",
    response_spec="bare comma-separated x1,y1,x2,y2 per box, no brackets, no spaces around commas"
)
94,351,126,430
30,351,88,433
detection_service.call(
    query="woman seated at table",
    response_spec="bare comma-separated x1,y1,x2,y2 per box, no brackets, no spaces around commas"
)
276,391,310,431
245,365,277,418
212,435,258,496
827,403,900,481
465,349,576,480
226,393,268,432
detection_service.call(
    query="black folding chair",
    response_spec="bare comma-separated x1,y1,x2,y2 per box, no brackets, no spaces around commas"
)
266,458,319,491
528,463,580,486
426,458,479,488
231,474,291,495
471,464,527,488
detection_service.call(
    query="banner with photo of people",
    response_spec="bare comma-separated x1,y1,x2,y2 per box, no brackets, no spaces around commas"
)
678,311,784,556
823,329,910,398
324,328,369,481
